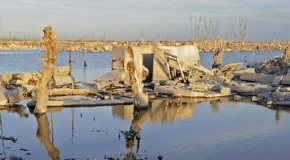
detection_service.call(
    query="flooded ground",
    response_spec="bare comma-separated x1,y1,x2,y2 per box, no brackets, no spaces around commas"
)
1,50,290,160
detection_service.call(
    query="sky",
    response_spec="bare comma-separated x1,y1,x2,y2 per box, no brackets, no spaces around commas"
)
0,0,289,41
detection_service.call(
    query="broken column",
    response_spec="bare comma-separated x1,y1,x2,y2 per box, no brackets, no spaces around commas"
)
34,26,58,114
126,46,149,109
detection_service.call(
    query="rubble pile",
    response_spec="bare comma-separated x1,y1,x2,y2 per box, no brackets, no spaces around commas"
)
1,45,290,111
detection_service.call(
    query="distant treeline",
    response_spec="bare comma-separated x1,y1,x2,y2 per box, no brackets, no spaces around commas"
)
0,39,289,52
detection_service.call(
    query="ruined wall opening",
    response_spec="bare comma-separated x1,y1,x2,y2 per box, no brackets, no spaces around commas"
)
143,54,153,82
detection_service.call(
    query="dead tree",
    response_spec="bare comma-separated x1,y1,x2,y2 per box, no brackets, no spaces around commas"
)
126,46,149,109
81,42,87,67
239,17,247,46
193,15,202,42
280,47,290,75
34,26,57,114
203,17,212,45
212,47,225,69
212,18,221,48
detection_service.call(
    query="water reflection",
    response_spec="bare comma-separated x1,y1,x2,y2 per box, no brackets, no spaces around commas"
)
269,106,290,124
82,66,87,82
116,98,208,159
275,108,281,124
35,114,60,160
2,97,290,159
3,105,29,118
114,98,206,124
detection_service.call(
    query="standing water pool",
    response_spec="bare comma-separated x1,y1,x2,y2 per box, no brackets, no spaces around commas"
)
0,49,290,160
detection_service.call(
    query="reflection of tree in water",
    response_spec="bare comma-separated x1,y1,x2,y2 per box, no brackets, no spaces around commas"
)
210,99,220,113
275,108,281,124
35,114,60,160
82,65,87,82
118,109,145,160
269,106,290,125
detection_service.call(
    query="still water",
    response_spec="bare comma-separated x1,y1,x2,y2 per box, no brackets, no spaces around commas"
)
1,49,290,160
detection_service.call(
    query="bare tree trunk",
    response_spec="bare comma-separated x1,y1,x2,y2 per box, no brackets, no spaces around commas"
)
126,46,149,109
212,18,220,48
280,47,290,75
239,17,247,46
34,26,57,114
212,47,225,69
193,15,202,42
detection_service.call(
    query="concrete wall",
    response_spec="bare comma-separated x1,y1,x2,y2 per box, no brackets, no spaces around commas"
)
112,45,154,82
111,45,200,82
132,46,154,82
112,46,127,70
152,45,200,81
158,45,200,67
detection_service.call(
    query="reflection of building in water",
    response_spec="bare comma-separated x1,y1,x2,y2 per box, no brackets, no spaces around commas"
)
150,99,196,123
112,98,204,123
0,105,29,118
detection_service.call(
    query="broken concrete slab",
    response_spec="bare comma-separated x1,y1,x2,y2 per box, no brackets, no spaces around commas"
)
254,91,290,107
154,85,231,98
53,76,74,87
272,76,283,85
95,69,130,86
240,73,275,84
280,75,290,85
48,88,91,96
229,82,274,96
27,98,133,107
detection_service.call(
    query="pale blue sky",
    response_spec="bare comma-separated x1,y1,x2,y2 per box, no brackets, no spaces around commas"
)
0,0,289,41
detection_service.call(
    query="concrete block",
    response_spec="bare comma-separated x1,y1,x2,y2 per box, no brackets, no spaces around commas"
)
190,83,211,91
53,76,73,86
280,75,290,85
219,86,231,94
96,69,128,83
154,85,230,98
233,68,255,76
240,73,275,84
54,66,70,76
